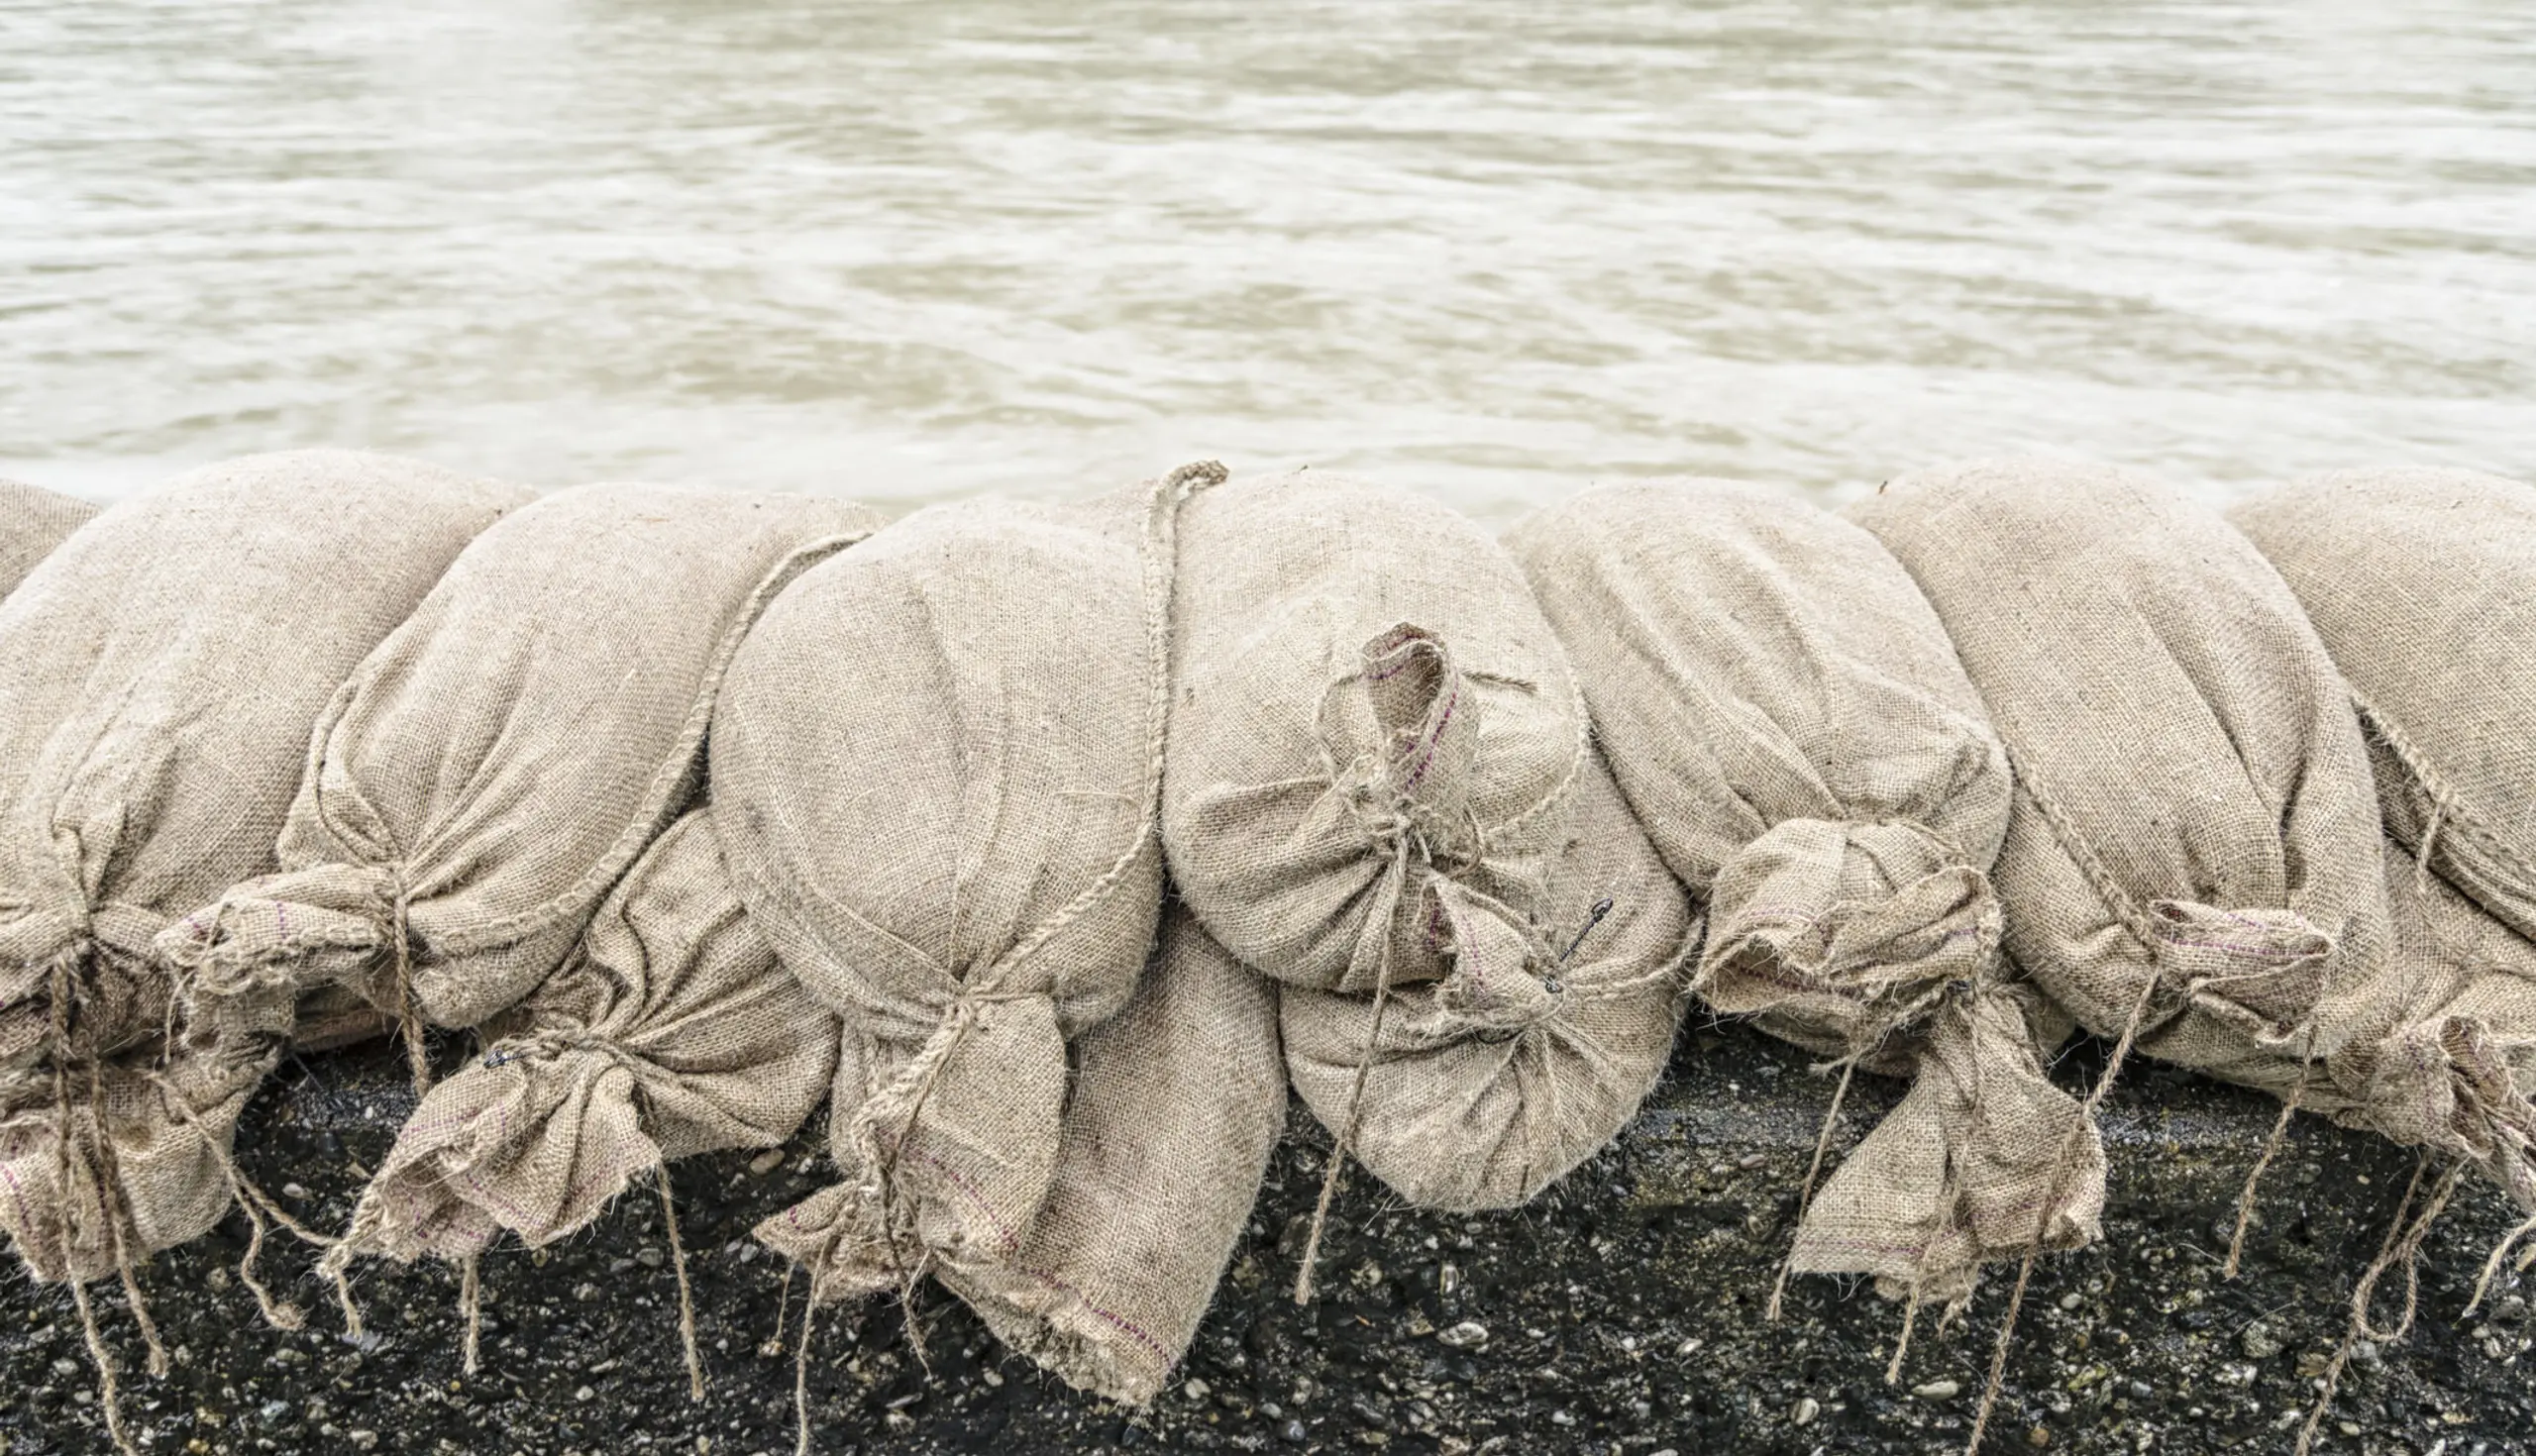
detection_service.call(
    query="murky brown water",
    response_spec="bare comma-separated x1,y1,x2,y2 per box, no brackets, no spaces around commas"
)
4,1,2530,516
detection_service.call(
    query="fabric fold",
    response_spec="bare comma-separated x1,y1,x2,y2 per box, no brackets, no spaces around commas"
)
335,810,836,1263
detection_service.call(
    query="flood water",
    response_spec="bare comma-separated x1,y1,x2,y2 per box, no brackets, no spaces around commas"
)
4,0,2531,517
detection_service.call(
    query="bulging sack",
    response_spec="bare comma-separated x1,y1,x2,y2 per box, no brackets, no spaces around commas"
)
2327,841,2536,1215
160,483,875,1064
1850,461,2402,1108
333,807,836,1265
0,451,528,1286
719,468,1211,1305
2231,468,2536,1212
1163,468,1588,1006
1508,479,2101,1304
942,906,1285,1406
0,479,97,600
1281,744,1694,1211
2231,468,2536,946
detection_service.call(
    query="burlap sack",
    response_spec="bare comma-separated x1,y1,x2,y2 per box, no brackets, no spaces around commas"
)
941,905,1284,1405
2315,841,2536,1214
158,482,875,1057
2231,468,2536,945
2230,468,2536,1213
0,479,96,600
720,467,1212,1306
1163,468,1587,1006
1282,744,1693,1209
1508,479,2100,1304
1849,460,2400,1104
332,808,837,1260
0,451,527,1286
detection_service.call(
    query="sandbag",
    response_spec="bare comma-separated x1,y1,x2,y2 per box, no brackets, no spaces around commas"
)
941,905,1284,1405
1508,479,2100,1304
332,807,836,1263
159,482,875,1061
0,450,525,1306
2230,468,2536,946
0,479,97,599
1163,468,1588,1012
2327,840,2536,1214
1282,743,1693,1210
1849,461,2404,1115
720,467,1211,1307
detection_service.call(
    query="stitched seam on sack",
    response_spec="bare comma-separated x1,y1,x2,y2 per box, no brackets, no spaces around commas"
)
2355,692,2536,889
1018,1264,1173,1366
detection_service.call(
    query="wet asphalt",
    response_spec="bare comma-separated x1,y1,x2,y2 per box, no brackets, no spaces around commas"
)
5,1019,2533,1456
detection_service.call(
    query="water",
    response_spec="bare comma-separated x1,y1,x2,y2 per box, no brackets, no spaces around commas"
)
4,0,2530,517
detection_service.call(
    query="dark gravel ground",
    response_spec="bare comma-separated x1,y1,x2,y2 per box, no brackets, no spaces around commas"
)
6,1020,2533,1456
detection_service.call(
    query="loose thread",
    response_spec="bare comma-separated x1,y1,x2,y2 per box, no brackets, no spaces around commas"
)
2296,1158,2432,1456
390,887,433,1098
655,1162,706,1401
84,1052,165,1378
1768,1057,1859,1322
69,1276,137,1456
153,1070,342,1331
1884,1293,1922,1386
2466,1211,2536,1316
770,1260,795,1352
792,1289,820,1456
1963,969,2157,1456
460,1253,482,1376
2225,1039,2314,1279
318,1241,367,1339
864,1005,976,1368
1295,858,1405,1306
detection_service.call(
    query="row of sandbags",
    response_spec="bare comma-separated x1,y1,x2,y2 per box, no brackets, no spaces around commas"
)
3,455,2533,1454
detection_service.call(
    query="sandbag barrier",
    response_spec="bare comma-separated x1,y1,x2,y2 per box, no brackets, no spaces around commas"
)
0,455,2530,1455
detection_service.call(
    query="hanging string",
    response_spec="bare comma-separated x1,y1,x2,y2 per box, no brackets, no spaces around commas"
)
1293,840,1412,1305
2225,1032,2317,1279
1962,968,2160,1456
792,1293,821,1456
652,1152,706,1401
459,1253,482,1376
1768,1057,1859,1322
388,881,432,1097
2294,1157,2464,1456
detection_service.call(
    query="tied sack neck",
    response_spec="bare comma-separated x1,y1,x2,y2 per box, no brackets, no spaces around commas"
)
2140,898,2337,1053
1326,624,1532,997
1703,817,2105,1307
760,989,1070,1303
156,860,437,1094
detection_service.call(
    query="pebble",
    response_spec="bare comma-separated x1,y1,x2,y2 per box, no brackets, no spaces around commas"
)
748,1149,785,1176
1736,1154,1767,1171
575,1386,595,1402
1549,1410,1575,1427
1436,1321,1490,1350
1791,1397,1820,1426
1280,1418,1308,1444
2058,1294,2083,1311
1912,1379,1961,1401
2241,1323,2284,1360
636,1247,666,1270
349,1434,379,1452
1184,1379,1212,1403
281,1183,309,1200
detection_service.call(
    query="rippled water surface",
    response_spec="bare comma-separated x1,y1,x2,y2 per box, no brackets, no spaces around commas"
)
4,1,2531,515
